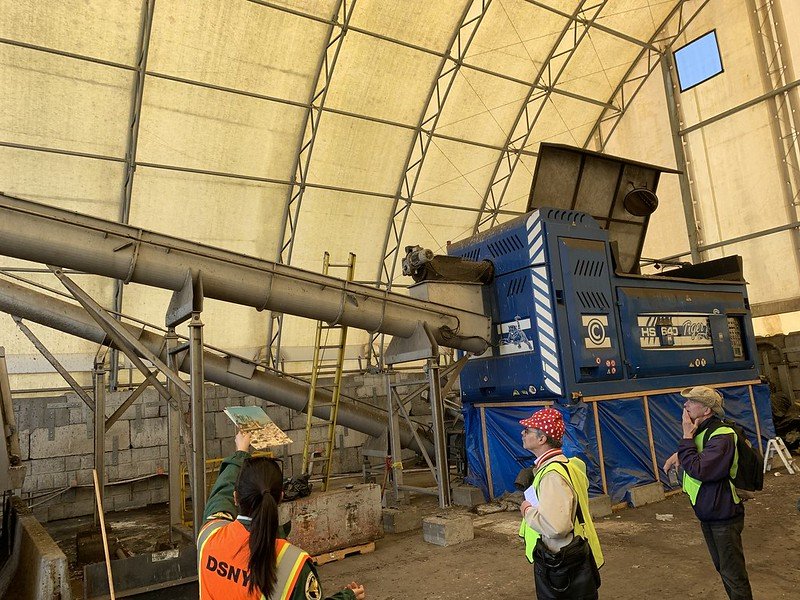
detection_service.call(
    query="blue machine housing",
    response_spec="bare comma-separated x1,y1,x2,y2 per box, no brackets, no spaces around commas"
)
449,208,759,405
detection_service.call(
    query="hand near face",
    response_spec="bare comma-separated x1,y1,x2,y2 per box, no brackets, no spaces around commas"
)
681,408,698,439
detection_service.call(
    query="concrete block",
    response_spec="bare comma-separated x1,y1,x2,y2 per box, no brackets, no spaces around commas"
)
214,412,236,439
6,497,70,597
206,438,222,458
382,507,422,533
333,447,362,473
628,482,665,508
588,494,612,519
422,513,474,546
265,404,291,431
130,418,167,448
451,485,486,507
37,473,54,490
131,447,161,466
143,401,162,419
29,457,65,475
64,455,82,472
279,484,383,555
18,429,29,461
135,460,157,477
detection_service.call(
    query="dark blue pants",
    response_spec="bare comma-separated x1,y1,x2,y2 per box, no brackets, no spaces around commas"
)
700,516,753,600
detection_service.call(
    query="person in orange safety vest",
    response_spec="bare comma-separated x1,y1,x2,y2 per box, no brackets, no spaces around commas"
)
197,431,366,600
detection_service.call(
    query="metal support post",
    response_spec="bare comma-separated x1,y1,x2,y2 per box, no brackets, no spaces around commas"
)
384,370,405,507
661,53,701,264
93,360,106,524
189,311,206,537
427,357,451,509
166,328,183,536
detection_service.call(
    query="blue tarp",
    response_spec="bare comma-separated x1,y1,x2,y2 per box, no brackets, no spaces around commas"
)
465,384,775,502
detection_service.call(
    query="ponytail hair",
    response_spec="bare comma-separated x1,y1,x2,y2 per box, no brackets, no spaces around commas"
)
235,457,284,596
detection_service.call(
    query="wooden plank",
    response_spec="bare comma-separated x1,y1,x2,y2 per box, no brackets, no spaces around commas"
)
592,402,608,495
480,406,494,499
312,542,375,566
748,385,764,454
642,396,660,481
582,379,761,402
92,469,116,600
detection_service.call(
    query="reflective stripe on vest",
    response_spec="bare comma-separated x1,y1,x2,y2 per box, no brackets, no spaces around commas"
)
197,519,229,593
269,539,309,600
681,426,740,505
518,458,604,568
197,520,310,600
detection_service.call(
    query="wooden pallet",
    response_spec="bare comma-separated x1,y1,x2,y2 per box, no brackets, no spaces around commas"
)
312,542,376,566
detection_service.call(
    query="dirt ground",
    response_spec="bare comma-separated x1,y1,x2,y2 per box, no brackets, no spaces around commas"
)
320,471,800,600
42,467,799,599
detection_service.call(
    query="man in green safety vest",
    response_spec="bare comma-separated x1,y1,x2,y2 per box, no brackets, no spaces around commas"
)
517,408,603,600
663,386,753,600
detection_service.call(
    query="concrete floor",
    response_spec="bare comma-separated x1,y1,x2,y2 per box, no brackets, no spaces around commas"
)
41,467,800,599
320,470,800,599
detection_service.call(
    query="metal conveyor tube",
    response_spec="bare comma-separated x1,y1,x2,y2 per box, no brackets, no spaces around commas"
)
0,194,490,354
0,278,434,455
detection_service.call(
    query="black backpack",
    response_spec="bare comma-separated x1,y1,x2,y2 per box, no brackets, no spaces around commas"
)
703,420,764,492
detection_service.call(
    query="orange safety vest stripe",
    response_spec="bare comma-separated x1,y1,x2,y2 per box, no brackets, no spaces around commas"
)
273,539,309,600
197,522,227,595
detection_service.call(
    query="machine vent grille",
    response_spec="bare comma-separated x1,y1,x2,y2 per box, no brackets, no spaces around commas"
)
460,249,481,261
577,290,610,310
544,209,589,223
573,259,604,277
506,276,527,297
487,234,524,258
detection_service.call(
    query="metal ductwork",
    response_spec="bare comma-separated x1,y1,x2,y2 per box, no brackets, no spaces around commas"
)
0,193,490,354
0,277,434,455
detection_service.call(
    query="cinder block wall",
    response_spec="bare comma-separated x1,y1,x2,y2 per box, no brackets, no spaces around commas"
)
13,373,427,523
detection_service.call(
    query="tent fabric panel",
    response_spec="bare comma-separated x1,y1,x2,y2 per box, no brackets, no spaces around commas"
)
0,147,125,219
0,0,143,65
303,113,414,196
128,168,287,260
0,45,134,158
555,29,638,105
413,138,499,210
596,0,671,41
287,187,394,279
136,77,305,181
434,67,530,149
465,3,566,83
323,31,441,126
350,0,467,55
147,0,329,104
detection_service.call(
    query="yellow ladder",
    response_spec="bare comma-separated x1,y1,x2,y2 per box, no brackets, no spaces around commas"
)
301,252,356,491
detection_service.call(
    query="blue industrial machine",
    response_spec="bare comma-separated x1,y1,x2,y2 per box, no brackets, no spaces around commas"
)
431,144,774,501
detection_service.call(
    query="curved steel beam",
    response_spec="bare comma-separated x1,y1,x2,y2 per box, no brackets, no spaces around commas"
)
267,0,356,368
581,0,711,151
376,0,493,291
473,0,608,233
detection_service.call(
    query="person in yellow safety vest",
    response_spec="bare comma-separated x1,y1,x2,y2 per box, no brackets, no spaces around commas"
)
517,408,603,600
197,431,366,600
663,386,753,600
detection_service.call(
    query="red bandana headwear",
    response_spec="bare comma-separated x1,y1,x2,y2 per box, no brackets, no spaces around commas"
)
519,407,565,442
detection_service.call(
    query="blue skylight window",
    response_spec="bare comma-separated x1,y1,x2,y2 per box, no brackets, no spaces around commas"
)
673,30,724,92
